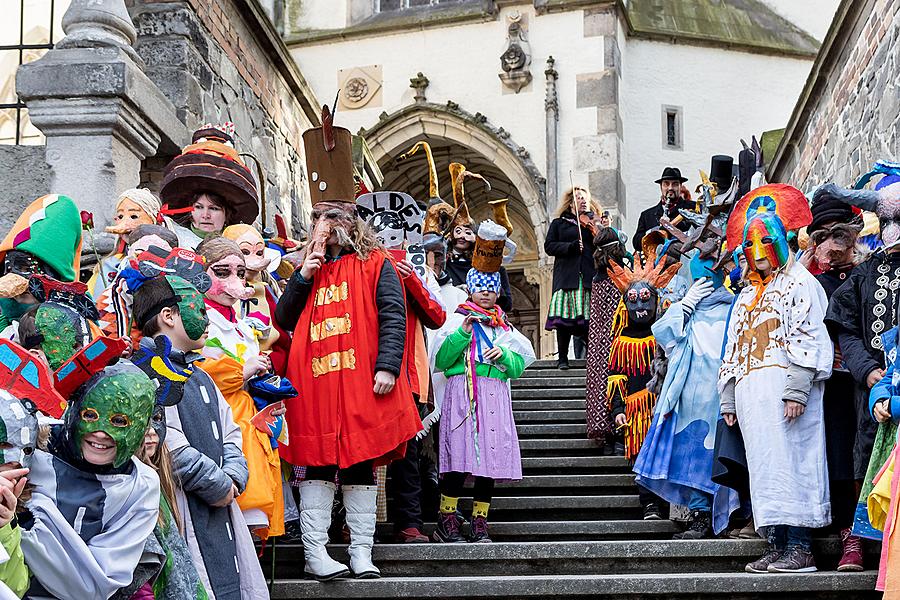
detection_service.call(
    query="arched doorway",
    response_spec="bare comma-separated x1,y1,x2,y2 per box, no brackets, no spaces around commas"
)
363,103,553,356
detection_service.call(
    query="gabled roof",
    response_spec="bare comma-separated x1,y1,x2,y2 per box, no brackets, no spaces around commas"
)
624,0,820,58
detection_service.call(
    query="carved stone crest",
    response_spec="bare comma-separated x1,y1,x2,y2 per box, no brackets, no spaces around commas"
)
499,11,532,93
338,65,383,110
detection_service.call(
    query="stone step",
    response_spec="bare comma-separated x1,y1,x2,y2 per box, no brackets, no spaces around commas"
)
494,474,634,492
519,368,587,379
270,571,878,599
264,539,869,580
512,399,585,411
530,359,586,369
521,456,630,473
454,495,640,521
511,389,586,400
518,438,599,451
512,377,585,389
372,519,679,542
513,410,585,422
516,423,587,438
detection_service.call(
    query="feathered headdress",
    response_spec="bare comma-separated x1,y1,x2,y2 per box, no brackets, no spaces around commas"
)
725,183,812,252
607,246,681,294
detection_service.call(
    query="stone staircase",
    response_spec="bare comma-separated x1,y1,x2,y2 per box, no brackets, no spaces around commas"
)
262,359,880,599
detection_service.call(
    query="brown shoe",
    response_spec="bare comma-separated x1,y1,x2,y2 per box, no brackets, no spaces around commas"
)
745,548,783,573
394,527,429,543
768,547,817,573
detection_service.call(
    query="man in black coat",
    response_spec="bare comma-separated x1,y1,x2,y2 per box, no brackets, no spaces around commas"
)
632,167,693,252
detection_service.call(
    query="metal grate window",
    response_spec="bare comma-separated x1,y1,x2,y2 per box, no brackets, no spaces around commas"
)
375,0,466,12
0,0,61,145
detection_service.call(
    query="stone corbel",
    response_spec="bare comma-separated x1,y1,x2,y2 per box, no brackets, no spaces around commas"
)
499,11,532,93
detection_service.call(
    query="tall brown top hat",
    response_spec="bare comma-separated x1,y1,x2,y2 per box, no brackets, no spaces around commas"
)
302,105,355,206
160,123,260,225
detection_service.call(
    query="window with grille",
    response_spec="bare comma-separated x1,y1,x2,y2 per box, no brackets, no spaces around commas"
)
0,0,66,145
661,104,683,151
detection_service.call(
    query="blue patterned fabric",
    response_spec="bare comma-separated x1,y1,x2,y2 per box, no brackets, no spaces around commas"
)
466,268,501,294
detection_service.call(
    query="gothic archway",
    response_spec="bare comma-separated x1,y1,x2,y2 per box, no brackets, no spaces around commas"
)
362,102,555,357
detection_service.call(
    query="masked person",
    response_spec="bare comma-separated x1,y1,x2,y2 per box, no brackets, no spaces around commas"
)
130,271,267,599
431,221,535,543
719,184,832,574
545,186,599,369
823,163,900,544
197,236,285,541
19,360,161,599
606,243,681,520
801,191,867,570
633,246,739,539
275,110,421,580
0,195,83,333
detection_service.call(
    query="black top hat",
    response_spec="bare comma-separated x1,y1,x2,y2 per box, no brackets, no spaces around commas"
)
709,155,734,191
655,167,688,184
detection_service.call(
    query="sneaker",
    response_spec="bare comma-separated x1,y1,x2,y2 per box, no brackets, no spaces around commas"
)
673,511,712,540
643,503,662,520
767,547,817,573
468,515,492,543
394,527,429,543
432,512,465,543
280,519,303,543
837,528,864,572
745,548,783,573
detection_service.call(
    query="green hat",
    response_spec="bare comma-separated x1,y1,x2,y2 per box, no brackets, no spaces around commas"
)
0,194,83,282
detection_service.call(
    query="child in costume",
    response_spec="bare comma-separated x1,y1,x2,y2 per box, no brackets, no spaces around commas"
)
275,109,422,580
130,273,268,599
196,236,285,541
606,244,681,520
221,224,293,374
431,220,536,543
719,184,832,574
20,360,161,599
0,195,83,333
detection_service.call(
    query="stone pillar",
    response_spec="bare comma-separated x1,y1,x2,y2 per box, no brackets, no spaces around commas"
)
544,56,559,212
16,0,186,226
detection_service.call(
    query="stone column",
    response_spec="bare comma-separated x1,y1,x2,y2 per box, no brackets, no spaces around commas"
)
544,56,559,211
16,0,186,226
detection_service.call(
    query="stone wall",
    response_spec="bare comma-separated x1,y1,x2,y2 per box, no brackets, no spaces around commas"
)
0,146,51,232
770,0,900,191
126,0,321,236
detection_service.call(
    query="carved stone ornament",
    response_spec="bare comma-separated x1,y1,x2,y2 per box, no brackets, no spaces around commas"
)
338,65,383,110
499,11,532,93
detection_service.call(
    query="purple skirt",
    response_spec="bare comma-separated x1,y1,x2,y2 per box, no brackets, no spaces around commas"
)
439,374,522,481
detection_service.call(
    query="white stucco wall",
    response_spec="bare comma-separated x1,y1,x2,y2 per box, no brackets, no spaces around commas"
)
619,37,814,237
289,5,602,204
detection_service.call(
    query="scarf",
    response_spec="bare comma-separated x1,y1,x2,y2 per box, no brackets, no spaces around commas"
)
747,271,773,310
455,301,510,330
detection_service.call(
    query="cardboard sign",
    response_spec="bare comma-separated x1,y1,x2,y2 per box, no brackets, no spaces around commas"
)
356,192,425,249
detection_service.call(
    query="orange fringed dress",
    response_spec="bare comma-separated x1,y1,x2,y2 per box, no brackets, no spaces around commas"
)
606,307,658,461
282,252,421,468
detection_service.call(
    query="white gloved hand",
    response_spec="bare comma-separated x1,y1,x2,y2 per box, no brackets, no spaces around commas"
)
681,277,715,314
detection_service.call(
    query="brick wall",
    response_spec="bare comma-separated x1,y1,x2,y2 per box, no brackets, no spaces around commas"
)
126,0,318,235
774,0,900,191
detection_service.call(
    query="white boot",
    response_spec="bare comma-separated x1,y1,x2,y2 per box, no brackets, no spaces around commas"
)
298,480,350,581
342,484,381,579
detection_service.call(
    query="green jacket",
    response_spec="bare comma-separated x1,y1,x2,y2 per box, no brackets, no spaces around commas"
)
0,521,29,597
434,327,526,381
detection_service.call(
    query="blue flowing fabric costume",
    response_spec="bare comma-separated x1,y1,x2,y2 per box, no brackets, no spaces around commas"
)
634,287,740,533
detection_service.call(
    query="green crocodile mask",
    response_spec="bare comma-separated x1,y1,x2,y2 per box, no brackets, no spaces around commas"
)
35,302,90,370
66,362,155,468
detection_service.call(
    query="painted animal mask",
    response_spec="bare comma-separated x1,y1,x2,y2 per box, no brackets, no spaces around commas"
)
205,254,252,306
0,390,37,468
742,213,789,271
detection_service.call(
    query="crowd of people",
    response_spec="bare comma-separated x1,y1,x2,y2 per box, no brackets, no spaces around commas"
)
0,110,540,599
573,152,900,592
2,101,900,598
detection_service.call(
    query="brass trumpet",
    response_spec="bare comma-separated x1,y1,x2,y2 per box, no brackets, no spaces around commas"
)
488,198,513,236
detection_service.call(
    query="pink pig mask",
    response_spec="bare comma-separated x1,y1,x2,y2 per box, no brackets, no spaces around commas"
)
205,254,253,306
